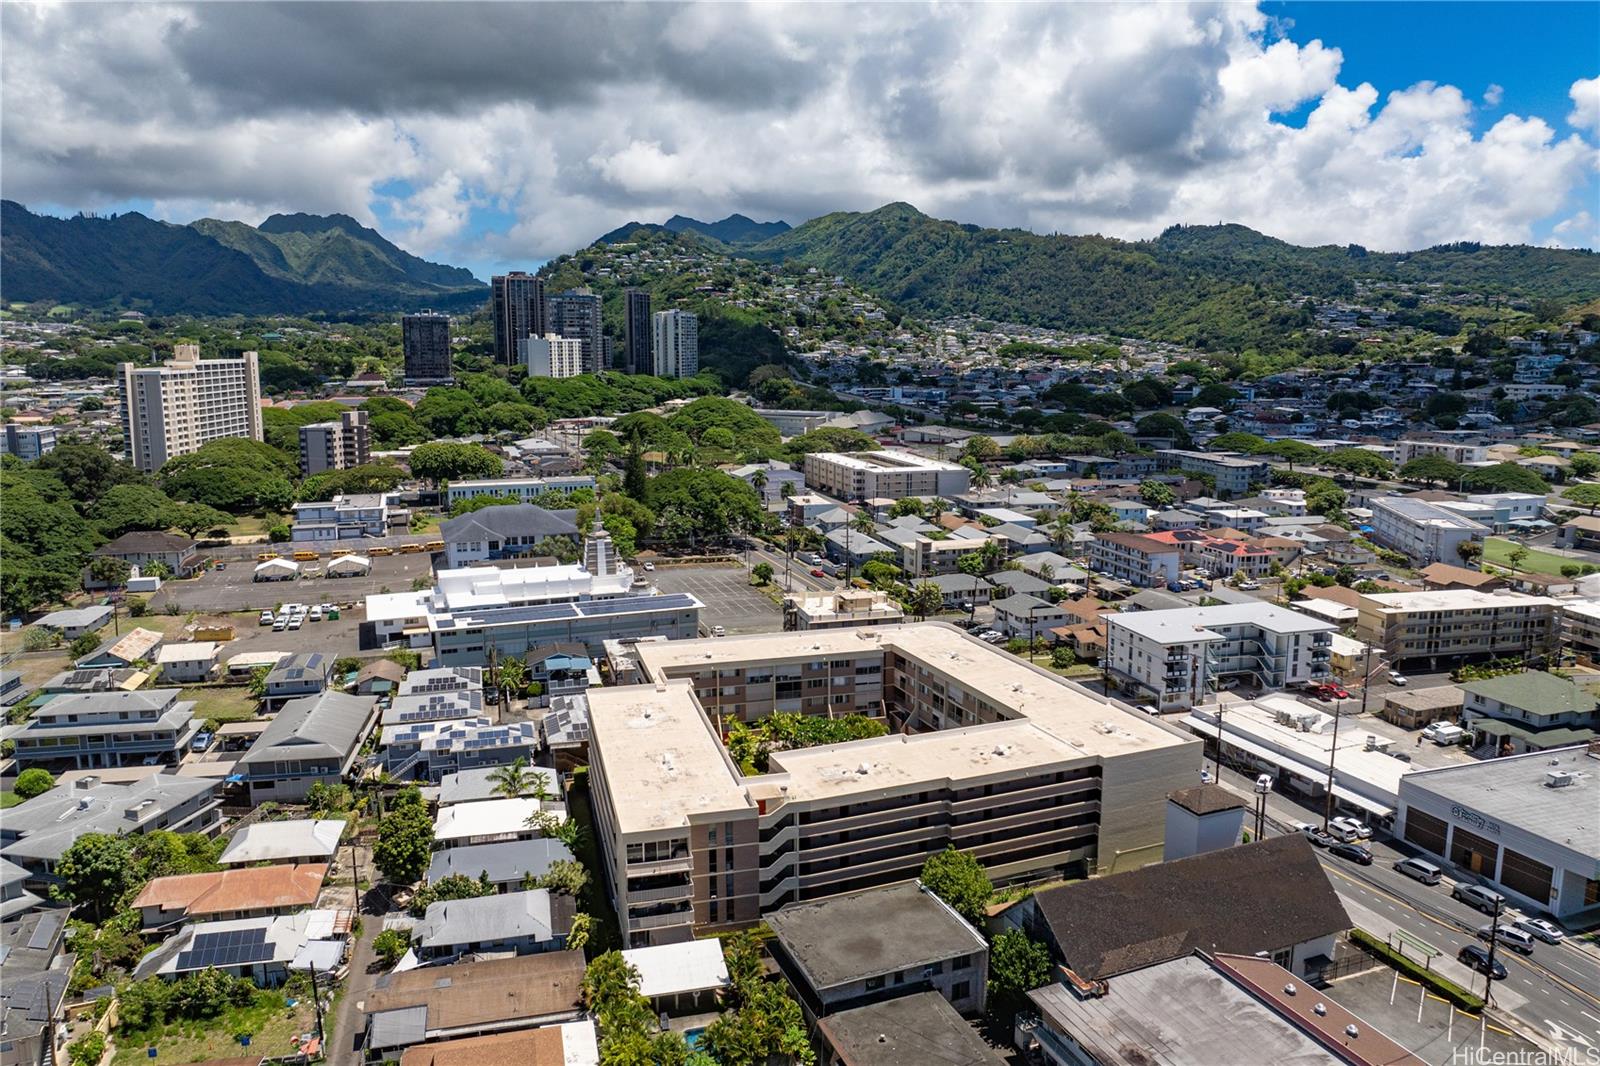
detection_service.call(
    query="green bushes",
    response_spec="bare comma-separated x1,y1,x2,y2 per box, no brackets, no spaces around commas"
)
115,970,259,1033
1349,929,1484,1011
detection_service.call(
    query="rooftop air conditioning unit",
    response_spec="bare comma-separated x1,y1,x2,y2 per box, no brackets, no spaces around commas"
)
1545,770,1573,788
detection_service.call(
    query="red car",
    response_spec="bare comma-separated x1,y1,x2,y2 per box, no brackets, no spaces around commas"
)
1317,684,1350,700
810,568,828,578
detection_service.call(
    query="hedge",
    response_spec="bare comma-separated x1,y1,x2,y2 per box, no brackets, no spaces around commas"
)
1349,928,1486,1011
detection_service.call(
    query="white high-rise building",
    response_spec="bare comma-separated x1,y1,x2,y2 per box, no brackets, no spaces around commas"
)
119,346,263,472
518,333,586,379
651,309,699,379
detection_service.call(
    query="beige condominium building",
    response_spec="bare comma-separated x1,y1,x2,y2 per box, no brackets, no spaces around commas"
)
119,346,263,471
1355,589,1560,670
802,450,971,501
588,623,1200,948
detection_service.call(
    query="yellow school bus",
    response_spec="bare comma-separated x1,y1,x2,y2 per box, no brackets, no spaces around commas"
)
369,545,395,557
399,543,424,554
292,550,320,561
423,539,444,552
256,551,279,561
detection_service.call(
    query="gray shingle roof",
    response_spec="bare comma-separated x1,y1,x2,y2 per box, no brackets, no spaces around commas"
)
425,839,575,885
1031,835,1350,980
440,506,579,544
412,889,572,950
238,691,375,766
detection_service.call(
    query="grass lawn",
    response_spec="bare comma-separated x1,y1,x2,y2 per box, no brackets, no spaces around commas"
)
223,513,289,540
409,512,442,534
1482,537,1579,578
182,686,259,724
112,992,318,1066
0,792,22,809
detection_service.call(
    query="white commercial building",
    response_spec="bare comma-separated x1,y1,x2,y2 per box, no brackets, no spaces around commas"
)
1184,694,1413,824
291,493,408,542
443,476,596,506
1105,604,1335,711
1367,496,1487,566
651,310,699,379
1440,492,1546,533
119,346,263,471
519,333,586,379
802,449,970,500
1396,743,1600,920
1395,438,1488,465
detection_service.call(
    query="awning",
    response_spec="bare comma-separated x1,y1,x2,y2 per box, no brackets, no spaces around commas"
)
1185,715,1397,819
290,939,345,972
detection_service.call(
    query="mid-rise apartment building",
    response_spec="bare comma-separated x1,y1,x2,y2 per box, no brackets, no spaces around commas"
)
491,272,546,365
297,410,371,475
1564,599,1600,662
1438,492,1546,533
1,424,56,461
624,289,652,375
651,309,699,379
1154,450,1269,498
1088,532,1182,588
1105,605,1335,711
587,624,1199,947
1395,438,1487,465
119,346,263,471
11,689,200,770
290,492,409,542
898,532,996,577
1356,589,1560,668
1367,496,1487,565
1143,530,1274,579
549,288,604,374
402,311,453,384
519,333,586,379
443,475,597,507
803,450,970,501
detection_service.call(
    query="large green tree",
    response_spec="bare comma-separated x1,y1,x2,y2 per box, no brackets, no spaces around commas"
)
919,847,993,929
159,438,296,513
373,794,434,884
407,442,503,487
54,833,135,920
987,929,1054,1018
1460,463,1550,496
1398,455,1466,486
645,469,763,544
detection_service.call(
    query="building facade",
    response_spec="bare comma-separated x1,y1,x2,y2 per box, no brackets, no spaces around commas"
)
1154,450,1269,498
803,450,970,500
2,424,57,461
290,492,408,542
491,272,546,365
1088,533,1182,589
548,288,604,374
624,288,653,375
517,333,585,379
1105,604,1335,711
402,311,453,384
1355,590,1560,668
298,410,372,475
10,689,199,770
443,476,597,507
1368,496,1487,565
651,309,699,379
119,346,263,471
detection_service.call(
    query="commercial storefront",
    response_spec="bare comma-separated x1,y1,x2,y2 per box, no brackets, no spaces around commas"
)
1395,743,1600,920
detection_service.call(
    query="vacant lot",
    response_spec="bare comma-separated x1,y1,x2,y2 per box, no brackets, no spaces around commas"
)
183,686,259,724
111,992,319,1066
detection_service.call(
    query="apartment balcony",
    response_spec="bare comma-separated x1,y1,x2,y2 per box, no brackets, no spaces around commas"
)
627,907,693,932
625,881,693,905
626,855,694,876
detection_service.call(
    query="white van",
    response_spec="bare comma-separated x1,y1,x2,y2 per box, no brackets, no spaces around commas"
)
1393,857,1443,885
1326,822,1362,844
1423,723,1466,746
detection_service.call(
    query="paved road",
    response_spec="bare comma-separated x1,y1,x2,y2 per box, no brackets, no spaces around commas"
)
1212,765,1600,1055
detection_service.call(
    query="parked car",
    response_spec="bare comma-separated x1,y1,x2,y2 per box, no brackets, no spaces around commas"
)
309,606,323,621
643,561,655,572
1477,924,1535,955
1511,917,1566,944
1295,823,1334,848
1423,722,1467,746
1237,580,1261,591
1317,683,1351,700
1387,671,1408,686
710,625,726,638
287,616,303,630
1328,842,1374,865
1452,884,1507,915
1330,816,1372,840
259,610,275,626
1137,704,1162,717
811,568,827,578
272,617,288,632
1393,857,1443,885
1456,945,1507,980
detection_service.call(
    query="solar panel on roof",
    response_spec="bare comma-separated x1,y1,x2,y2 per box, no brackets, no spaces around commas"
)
26,915,61,950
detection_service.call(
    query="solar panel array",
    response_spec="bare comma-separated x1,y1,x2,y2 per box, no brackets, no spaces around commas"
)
441,592,699,630
175,927,273,971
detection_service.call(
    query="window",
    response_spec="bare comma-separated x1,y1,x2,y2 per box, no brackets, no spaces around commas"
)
865,976,884,991
953,954,972,971
950,981,970,1002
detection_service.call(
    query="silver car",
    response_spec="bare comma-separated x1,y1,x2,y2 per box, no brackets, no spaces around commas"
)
1511,917,1566,944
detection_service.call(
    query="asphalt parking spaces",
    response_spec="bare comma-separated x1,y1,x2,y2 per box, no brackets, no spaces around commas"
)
1325,966,1535,1065
149,553,437,613
648,564,782,636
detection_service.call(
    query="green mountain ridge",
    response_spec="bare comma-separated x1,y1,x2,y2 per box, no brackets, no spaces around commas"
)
1,200,486,315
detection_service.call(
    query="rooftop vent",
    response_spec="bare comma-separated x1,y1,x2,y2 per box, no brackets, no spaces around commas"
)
1313,1003,1327,1017
1546,770,1573,789
1344,1024,1359,1039
992,744,1012,757
856,762,872,775
1283,983,1297,996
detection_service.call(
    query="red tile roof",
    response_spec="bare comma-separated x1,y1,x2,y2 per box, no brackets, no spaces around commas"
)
131,863,328,920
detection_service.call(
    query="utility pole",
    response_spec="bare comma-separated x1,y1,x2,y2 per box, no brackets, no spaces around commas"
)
1212,698,1227,781
1483,898,1504,1006
1322,696,1344,832
1358,642,1375,717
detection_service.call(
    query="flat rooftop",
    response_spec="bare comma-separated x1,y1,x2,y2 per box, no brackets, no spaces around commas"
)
1029,954,1348,1066
809,449,966,473
1400,745,1600,861
1107,602,1335,642
586,679,754,834
1359,589,1559,614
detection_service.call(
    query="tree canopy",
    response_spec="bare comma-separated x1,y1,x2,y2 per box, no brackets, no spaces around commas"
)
919,847,992,928
1459,462,1550,496
407,442,503,487
1398,455,1466,486
159,438,297,513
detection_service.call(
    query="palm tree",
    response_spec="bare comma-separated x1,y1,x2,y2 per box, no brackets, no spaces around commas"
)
496,658,527,712
488,757,531,799
910,581,944,620
751,469,769,501
529,770,553,802
852,510,877,535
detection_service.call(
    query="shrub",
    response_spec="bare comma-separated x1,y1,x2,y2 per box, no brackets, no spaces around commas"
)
373,929,411,967
68,1032,105,1066
13,768,55,800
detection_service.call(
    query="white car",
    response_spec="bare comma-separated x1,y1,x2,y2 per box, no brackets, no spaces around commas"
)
643,561,655,572
710,625,726,637
1237,580,1261,591
258,610,275,626
1511,917,1566,944
1387,671,1408,686
1329,816,1372,840
287,616,303,630
308,606,323,621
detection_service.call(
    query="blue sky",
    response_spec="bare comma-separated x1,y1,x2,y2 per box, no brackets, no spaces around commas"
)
5,2,1596,279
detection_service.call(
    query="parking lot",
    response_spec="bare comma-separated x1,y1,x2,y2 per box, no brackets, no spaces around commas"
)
149,552,437,613
647,564,783,636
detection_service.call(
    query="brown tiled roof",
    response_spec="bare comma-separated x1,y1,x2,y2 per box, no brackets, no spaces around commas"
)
131,863,328,919
1031,835,1349,980
398,1028,567,1066
1058,597,1110,624
1418,562,1503,590
1094,531,1177,553
1298,585,1361,608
